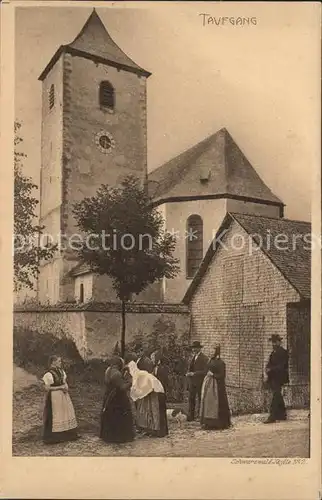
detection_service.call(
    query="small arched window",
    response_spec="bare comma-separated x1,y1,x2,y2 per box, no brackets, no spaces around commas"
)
49,84,55,110
79,283,84,303
186,214,203,279
99,81,115,110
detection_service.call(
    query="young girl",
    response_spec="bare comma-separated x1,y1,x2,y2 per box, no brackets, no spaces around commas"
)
42,355,78,444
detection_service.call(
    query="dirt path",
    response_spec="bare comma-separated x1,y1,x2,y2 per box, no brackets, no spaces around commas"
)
13,364,39,392
12,373,310,458
13,417,309,457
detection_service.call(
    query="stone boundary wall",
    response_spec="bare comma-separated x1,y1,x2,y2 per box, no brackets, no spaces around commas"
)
14,301,189,314
14,302,191,360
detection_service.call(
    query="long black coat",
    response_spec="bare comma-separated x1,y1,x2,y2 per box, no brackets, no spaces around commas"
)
188,352,209,390
266,346,289,387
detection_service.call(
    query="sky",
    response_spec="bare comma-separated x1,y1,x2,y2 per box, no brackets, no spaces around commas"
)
14,2,320,221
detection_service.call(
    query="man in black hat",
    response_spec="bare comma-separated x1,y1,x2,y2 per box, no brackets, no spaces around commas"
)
264,334,289,424
186,341,209,421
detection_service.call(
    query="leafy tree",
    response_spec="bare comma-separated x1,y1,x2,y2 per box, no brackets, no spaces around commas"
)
14,122,56,292
72,175,180,356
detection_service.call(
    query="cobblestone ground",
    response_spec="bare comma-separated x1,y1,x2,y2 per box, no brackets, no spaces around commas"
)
12,368,310,458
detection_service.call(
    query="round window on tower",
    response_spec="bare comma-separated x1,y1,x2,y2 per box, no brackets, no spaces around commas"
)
95,130,115,154
99,135,111,150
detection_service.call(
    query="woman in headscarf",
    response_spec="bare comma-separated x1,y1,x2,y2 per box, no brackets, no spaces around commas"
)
125,353,168,438
42,355,78,444
100,356,135,444
200,345,231,430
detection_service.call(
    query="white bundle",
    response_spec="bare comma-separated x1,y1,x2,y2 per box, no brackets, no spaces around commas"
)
127,360,164,401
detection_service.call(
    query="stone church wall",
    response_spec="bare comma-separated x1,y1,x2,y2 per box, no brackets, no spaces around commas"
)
161,198,227,303
226,199,281,218
72,273,163,303
38,50,149,305
39,55,64,220
38,54,64,305
158,198,282,304
62,53,148,238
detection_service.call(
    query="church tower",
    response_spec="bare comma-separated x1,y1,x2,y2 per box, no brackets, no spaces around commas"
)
38,9,150,304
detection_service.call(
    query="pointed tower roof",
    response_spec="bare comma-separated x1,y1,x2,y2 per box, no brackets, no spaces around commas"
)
39,9,151,80
148,128,283,207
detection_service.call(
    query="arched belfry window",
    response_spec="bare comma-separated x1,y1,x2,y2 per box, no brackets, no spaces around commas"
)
49,84,55,110
186,214,203,279
99,81,115,110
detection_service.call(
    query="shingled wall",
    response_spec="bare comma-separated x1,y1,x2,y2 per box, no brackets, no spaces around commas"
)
189,220,308,413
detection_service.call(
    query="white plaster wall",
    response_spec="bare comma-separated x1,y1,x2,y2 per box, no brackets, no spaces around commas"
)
75,274,94,302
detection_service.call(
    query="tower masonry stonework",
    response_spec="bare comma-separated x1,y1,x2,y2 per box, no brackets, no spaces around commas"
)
38,11,150,304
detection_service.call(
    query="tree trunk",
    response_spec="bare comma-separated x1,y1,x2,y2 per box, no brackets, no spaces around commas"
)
121,300,126,357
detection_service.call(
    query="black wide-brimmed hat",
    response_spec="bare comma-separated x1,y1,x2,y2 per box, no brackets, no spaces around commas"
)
191,341,203,349
269,334,282,342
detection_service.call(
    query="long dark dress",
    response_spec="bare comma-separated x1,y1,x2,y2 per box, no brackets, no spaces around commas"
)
200,357,231,430
42,368,78,444
100,366,135,444
153,363,170,397
266,346,289,421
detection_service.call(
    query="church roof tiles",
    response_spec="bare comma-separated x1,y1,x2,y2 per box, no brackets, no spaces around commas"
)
148,128,283,207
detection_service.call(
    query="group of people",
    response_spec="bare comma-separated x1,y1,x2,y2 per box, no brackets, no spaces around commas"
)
41,334,289,445
41,347,169,445
186,341,231,430
100,351,169,443
185,334,289,427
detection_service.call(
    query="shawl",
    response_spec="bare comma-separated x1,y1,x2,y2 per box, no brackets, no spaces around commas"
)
127,361,164,401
